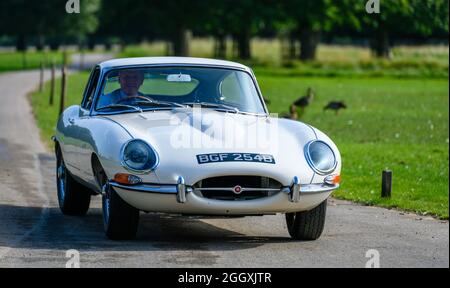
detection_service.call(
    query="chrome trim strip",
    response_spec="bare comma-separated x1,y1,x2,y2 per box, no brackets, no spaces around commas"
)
194,187,281,192
303,183,339,194
110,181,338,196
109,181,192,194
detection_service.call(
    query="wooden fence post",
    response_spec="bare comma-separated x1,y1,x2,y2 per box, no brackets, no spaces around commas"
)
59,65,67,116
39,61,44,92
49,62,55,106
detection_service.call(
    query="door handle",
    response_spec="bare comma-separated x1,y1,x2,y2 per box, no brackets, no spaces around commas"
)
68,118,75,124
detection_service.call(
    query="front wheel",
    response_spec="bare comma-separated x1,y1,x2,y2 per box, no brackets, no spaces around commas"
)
102,183,139,240
56,148,91,215
285,200,327,240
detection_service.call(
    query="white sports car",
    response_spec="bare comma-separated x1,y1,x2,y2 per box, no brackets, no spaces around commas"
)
54,57,341,240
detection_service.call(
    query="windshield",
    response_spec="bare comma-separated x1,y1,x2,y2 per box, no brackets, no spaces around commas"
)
95,66,266,114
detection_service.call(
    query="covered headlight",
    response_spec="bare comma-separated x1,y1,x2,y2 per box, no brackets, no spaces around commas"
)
121,139,159,172
305,140,337,175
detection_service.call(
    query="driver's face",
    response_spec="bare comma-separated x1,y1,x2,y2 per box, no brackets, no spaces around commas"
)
119,70,144,96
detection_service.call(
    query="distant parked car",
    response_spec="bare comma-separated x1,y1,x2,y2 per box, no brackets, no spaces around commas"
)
53,57,341,240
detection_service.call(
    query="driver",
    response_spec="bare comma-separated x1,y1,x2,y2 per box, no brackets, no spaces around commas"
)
98,69,145,107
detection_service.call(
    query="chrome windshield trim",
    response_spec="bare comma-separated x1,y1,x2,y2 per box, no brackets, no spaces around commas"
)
90,64,269,117
93,107,177,116
92,106,268,117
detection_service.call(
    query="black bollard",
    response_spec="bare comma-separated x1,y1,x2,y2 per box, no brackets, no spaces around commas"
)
381,170,392,198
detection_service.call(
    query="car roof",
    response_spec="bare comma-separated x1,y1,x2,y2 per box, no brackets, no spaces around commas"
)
98,57,251,72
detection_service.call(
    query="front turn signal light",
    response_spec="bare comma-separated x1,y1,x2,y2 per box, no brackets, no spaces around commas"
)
325,174,340,185
114,173,142,185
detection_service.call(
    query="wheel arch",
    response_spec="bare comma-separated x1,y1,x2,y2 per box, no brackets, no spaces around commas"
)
91,152,107,191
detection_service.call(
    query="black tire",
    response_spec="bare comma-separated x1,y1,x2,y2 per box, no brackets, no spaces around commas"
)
102,184,139,240
56,147,91,216
285,200,327,240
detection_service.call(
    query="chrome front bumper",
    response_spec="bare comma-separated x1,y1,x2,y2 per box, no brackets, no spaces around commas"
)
109,176,340,215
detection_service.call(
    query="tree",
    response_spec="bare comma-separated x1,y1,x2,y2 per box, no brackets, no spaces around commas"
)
279,0,334,60
97,0,163,48
0,0,100,51
194,1,232,59
362,0,449,58
226,0,279,60
63,0,100,49
97,0,204,56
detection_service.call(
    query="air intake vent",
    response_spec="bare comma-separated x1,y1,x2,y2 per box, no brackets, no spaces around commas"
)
194,176,282,201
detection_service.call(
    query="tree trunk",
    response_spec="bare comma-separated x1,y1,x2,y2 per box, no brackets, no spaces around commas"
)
16,35,27,69
172,28,190,56
371,20,390,58
16,34,27,52
232,37,238,58
36,35,45,51
214,35,227,59
235,31,251,60
165,41,172,56
289,31,298,59
299,27,320,61
49,38,60,51
87,36,96,51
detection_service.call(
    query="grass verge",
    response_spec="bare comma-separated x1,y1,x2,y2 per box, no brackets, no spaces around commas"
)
0,51,69,73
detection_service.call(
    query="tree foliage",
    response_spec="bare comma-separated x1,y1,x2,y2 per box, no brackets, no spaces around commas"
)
0,0,448,59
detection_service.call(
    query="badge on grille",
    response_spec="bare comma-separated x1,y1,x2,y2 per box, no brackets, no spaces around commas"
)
233,185,243,194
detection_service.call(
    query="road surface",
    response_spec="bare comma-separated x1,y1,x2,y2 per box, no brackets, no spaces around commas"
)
0,67,448,268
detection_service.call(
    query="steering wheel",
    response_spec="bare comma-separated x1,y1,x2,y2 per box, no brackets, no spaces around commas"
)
117,96,154,104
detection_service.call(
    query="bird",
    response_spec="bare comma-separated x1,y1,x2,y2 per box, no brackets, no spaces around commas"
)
293,87,315,119
294,87,315,107
281,104,298,120
324,101,347,115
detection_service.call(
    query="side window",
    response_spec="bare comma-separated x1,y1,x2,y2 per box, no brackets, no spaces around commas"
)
219,71,264,113
81,68,100,110
220,72,242,103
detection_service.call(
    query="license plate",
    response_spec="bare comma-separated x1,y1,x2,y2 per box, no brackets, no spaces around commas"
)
196,153,276,164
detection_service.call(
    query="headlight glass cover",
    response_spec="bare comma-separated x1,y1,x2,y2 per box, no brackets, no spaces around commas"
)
122,140,158,172
305,140,337,174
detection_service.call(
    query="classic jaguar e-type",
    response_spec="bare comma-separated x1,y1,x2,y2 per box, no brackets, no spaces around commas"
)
54,57,341,240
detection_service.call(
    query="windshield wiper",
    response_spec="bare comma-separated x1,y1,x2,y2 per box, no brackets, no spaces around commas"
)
183,102,240,113
134,99,188,108
97,104,143,113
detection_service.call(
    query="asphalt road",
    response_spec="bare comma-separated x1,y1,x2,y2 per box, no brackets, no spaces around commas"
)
0,67,448,268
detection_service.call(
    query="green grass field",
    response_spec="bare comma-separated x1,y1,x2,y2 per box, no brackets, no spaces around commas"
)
0,51,69,72
30,70,449,219
259,76,449,218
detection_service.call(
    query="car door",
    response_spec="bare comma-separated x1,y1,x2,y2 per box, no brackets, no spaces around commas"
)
71,67,101,183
